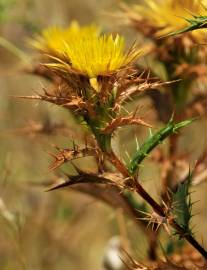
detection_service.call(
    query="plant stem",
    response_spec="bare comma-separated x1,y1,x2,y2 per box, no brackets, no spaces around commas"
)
134,179,207,259
101,116,207,258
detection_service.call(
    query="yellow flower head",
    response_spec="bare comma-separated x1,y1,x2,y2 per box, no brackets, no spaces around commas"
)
32,22,142,90
31,21,99,54
133,0,207,37
62,34,141,78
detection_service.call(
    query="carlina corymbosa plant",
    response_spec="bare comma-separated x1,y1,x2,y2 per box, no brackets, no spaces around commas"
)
14,18,207,268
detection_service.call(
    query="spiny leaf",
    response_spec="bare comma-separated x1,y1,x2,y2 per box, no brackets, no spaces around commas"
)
45,172,114,191
48,146,98,171
129,118,194,175
101,115,152,134
164,15,207,37
172,169,193,235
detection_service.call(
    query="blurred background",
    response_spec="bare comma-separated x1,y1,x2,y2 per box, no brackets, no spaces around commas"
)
1,0,207,269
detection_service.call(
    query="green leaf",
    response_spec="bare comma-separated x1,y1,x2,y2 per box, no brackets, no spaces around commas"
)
129,118,194,175
172,169,193,234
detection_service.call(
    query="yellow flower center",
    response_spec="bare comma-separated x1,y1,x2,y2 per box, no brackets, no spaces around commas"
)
31,21,143,91
63,34,141,78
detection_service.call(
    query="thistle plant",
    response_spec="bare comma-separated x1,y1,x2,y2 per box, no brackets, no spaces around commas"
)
13,17,207,268
21,22,153,175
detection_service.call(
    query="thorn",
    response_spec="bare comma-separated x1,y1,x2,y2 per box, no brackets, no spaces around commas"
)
10,94,42,100
148,128,153,138
121,106,130,114
45,180,71,192
125,150,131,162
47,151,58,159
170,111,175,122
135,136,140,151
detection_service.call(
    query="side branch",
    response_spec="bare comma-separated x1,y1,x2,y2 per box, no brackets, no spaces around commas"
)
101,114,152,134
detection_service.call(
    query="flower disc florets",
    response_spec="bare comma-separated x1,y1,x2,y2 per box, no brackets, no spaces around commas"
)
31,21,99,55
31,21,142,91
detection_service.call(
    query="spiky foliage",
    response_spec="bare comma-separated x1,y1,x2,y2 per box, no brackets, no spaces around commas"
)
129,119,194,175
167,14,207,36
172,169,193,235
